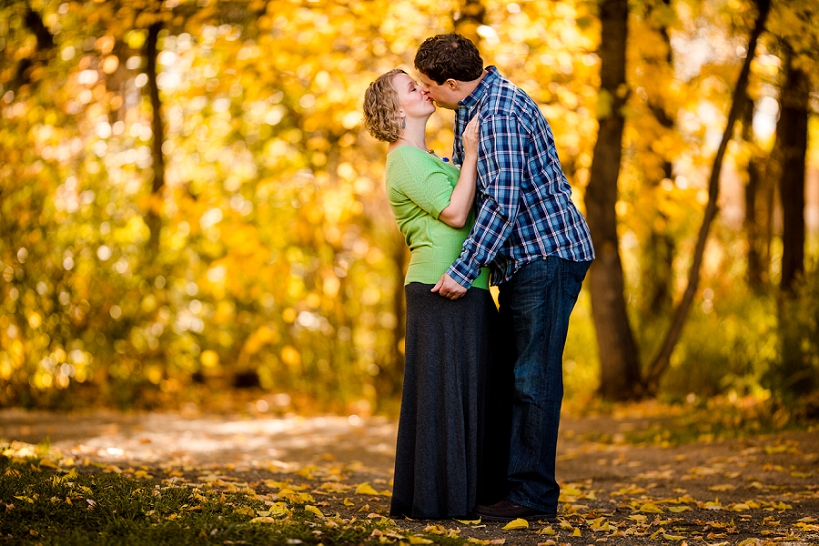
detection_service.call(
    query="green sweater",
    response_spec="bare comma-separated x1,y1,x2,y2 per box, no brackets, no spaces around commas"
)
385,146,490,290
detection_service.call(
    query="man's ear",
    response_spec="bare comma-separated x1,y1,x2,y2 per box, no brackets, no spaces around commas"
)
445,79,459,90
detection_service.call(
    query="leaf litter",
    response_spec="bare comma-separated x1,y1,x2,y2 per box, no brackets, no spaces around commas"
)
1,404,818,544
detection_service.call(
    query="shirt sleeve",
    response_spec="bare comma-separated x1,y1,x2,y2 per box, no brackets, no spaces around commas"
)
392,151,453,219
447,114,524,286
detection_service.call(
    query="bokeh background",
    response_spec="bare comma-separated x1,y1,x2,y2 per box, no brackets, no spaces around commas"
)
1,0,817,418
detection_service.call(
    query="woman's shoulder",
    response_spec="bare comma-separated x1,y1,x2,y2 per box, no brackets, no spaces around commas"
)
387,146,442,176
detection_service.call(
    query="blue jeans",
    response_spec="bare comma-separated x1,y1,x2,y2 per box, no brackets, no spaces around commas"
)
497,256,590,513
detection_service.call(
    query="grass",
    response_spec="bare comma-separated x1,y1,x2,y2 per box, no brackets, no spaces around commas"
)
0,446,462,546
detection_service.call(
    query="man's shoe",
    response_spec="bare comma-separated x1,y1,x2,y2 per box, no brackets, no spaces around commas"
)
473,498,557,522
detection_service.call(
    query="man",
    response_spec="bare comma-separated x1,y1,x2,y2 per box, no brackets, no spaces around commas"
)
415,34,595,522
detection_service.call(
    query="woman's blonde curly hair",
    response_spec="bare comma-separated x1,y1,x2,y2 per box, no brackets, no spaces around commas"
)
362,69,406,143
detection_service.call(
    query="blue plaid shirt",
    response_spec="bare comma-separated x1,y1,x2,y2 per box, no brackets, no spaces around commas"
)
447,66,595,287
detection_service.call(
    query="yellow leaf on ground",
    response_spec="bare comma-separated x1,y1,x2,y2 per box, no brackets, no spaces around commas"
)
267,502,290,517
355,483,380,496
536,525,556,535
570,527,581,537
304,505,324,517
408,536,433,544
233,506,255,517
708,484,736,492
638,503,664,513
454,518,481,525
663,534,686,541
502,518,529,530
668,506,691,513
342,498,354,507
250,516,277,524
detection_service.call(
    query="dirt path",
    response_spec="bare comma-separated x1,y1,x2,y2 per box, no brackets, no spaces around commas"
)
2,407,818,544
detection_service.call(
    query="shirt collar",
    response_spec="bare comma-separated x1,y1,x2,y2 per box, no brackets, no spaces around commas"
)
458,65,499,111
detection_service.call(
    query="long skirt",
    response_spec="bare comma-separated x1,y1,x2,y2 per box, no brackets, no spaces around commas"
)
390,283,510,519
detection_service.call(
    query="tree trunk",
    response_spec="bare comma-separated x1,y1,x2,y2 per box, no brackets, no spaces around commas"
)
584,0,643,401
740,89,769,290
144,21,166,254
774,48,812,398
775,53,808,294
644,0,771,394
641,0,676,317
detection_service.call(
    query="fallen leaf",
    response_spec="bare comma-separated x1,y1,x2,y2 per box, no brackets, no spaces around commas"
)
250,516,277,524
355,483,380,496
638,503,664,514
708,484,736,492
502,518,529,530
304,505,324,517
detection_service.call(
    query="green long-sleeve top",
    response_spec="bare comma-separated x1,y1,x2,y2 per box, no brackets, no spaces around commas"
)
385,146,490,290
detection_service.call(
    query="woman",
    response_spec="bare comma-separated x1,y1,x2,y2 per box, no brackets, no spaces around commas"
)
362,69,504,519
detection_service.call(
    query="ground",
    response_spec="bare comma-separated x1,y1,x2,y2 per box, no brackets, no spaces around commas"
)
1,401,818,545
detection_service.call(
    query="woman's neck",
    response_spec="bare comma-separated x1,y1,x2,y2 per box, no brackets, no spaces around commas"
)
388,116,432,153
394,126,429,152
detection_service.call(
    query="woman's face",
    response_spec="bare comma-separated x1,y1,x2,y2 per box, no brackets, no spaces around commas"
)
391,72,435,122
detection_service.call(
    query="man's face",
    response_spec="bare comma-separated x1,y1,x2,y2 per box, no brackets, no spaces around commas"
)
417,72,459,110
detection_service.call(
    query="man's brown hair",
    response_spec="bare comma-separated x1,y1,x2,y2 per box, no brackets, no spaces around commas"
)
414,34,483,85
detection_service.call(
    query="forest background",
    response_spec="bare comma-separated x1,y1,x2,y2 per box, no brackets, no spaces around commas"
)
1,0,817,419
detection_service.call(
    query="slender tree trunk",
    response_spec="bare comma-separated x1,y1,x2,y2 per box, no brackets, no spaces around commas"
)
584,0,643,401
144,21,166,253
776,54,808,293
741,89,769,290
644,0,771,394
376,231,409,404
641,0,676,317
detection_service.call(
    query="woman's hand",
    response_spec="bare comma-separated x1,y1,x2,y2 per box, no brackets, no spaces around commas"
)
462,115,480,158
437,114,481,229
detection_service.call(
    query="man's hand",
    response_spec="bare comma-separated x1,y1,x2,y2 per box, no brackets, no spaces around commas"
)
431,273,468,300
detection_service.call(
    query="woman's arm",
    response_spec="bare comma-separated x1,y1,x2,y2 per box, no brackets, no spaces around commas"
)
438,115,480,228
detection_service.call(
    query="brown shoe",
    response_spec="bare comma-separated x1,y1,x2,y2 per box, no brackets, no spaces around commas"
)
473,498,557,522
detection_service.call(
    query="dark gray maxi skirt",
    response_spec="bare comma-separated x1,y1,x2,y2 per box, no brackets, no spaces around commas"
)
390,282,510,519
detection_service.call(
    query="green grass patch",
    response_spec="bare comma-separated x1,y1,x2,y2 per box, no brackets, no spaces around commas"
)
0,444,467,545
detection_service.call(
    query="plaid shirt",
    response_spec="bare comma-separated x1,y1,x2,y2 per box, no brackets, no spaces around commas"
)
448,66,595,287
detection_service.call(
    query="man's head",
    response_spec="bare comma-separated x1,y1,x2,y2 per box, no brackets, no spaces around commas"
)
414,34,484,110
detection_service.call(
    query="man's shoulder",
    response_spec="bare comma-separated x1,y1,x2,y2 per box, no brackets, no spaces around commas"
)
485,72,541,117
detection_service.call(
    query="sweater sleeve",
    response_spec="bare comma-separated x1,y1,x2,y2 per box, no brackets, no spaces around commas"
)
391,149,453,219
